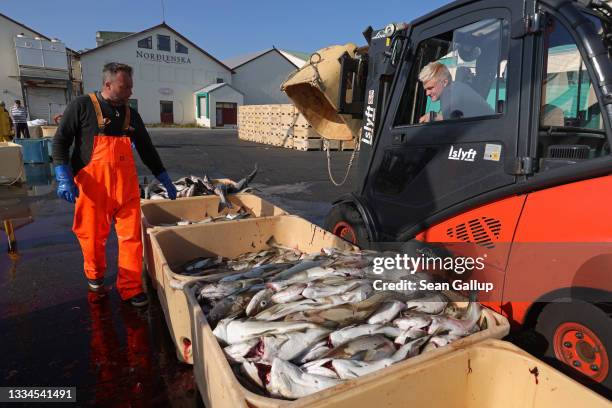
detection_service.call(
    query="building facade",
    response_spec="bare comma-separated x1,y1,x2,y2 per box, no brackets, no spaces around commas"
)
0,13,82,123
224,48,307,105
80,23,237,126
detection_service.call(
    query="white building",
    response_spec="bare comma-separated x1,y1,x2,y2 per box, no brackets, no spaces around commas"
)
195,83,243,128
224,48,307,105
80,22,242,127
0,13,82,123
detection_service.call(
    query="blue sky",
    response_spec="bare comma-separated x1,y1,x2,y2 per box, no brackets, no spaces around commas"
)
1,0,451,60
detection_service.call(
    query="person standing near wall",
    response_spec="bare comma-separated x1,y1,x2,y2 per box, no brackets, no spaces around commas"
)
10,100,29,139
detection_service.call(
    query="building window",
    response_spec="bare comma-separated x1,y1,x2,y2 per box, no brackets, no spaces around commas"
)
216,78,224,83
128,99,138,112
137,36,152,49
157,34,171,51
175,40,188,54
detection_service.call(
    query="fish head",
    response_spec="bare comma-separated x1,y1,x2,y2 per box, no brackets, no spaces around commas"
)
245,288,273,317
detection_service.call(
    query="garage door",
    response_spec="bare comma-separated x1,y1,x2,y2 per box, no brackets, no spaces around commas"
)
27,87,68,122
215,102,237,126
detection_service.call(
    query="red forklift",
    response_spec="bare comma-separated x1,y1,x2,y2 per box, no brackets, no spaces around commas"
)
284,0,612,393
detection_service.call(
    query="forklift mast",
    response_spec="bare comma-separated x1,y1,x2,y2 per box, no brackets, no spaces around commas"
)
338,23,411,185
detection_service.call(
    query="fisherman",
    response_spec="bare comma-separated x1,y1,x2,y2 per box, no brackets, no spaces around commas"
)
52,62,177,307
10,100,29,139
418,61,493,123
0,102,14,142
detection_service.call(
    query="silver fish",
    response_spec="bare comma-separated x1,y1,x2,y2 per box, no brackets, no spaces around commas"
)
284,291,412,328
331,358,393,380
271,283,307,304
260,336,288,363
245,288,274,317
394,328,428,345
214,183,232,212
254,298,330,321
267,267,337,291
198,278,262,300
261,327,331,362
227,164,258,193
405,293,448,314
212,319,321,345
207,288,262,326
268,358,342,399
219,263,293,282
328,324,401,347
301,280,363,299
224,338,259,363
241,361,265,389
430,333,462,348
331,336,430,380
393,313,432,331
329,267,367,278
428,302,481,336
302,362,339,379
367,301,406,325
295,340,331,364
271,260,326,282
324,335,395,361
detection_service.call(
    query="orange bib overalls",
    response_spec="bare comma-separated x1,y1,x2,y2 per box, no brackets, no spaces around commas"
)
73,93,143,300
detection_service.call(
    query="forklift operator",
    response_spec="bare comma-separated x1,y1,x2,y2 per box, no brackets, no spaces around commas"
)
418,61,493,123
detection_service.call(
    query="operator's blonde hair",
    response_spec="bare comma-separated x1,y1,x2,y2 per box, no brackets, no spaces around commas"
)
418,61,452,83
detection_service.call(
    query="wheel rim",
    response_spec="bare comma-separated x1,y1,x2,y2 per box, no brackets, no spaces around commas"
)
553,321,609,382
332,221,357,244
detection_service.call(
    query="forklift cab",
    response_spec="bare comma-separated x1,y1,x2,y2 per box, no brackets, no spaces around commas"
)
336,0,612,244
325,0,612,390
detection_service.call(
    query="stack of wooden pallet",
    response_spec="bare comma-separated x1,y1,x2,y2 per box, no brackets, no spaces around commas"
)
238,104,354,151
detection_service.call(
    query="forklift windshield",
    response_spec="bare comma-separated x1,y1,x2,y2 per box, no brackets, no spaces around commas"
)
395,18,508,126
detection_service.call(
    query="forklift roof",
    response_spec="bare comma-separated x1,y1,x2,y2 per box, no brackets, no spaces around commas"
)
413,0,580,26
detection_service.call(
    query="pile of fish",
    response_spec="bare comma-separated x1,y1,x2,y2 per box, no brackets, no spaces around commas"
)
189,245,485,400
174,241,303,277
153,207,251,227
142,165,258,211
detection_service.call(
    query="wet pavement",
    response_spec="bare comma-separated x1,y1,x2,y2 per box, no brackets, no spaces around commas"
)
0,129,357,407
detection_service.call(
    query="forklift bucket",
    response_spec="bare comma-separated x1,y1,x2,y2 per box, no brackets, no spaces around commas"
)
281,43,362,141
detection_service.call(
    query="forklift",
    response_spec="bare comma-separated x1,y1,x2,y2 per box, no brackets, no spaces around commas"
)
283,0,612,392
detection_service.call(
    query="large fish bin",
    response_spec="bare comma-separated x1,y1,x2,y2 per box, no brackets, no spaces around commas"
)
0,142,26,184
184,284,511,405
292,339,611,408
149,215,351,364
141,193,287,290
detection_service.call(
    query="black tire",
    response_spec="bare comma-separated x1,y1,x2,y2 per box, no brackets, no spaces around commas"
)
324,203,371,248
534,300,611,393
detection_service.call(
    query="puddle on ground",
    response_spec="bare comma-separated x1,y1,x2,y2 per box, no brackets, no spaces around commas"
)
0,164,199,406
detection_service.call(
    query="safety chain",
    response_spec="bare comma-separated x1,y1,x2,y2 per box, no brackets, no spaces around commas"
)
324,132,360,187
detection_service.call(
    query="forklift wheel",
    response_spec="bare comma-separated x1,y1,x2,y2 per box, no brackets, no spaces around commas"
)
535,300,611,390
325,204,370,247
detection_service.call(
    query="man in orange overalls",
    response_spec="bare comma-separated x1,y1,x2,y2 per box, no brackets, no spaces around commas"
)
52,62,177,307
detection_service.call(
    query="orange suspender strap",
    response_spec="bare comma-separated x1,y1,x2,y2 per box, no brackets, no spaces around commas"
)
88,93,107,134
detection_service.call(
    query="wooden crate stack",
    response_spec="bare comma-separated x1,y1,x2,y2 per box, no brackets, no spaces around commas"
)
238,104,354,151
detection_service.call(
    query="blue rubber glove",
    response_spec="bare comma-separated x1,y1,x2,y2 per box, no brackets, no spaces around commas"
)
156,171,177,200
55,165,79,203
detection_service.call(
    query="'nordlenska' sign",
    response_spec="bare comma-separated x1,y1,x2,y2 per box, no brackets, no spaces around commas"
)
136,50,191,64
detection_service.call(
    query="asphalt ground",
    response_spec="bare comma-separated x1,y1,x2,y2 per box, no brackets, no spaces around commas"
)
147,128,358,225
0,129,358,407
